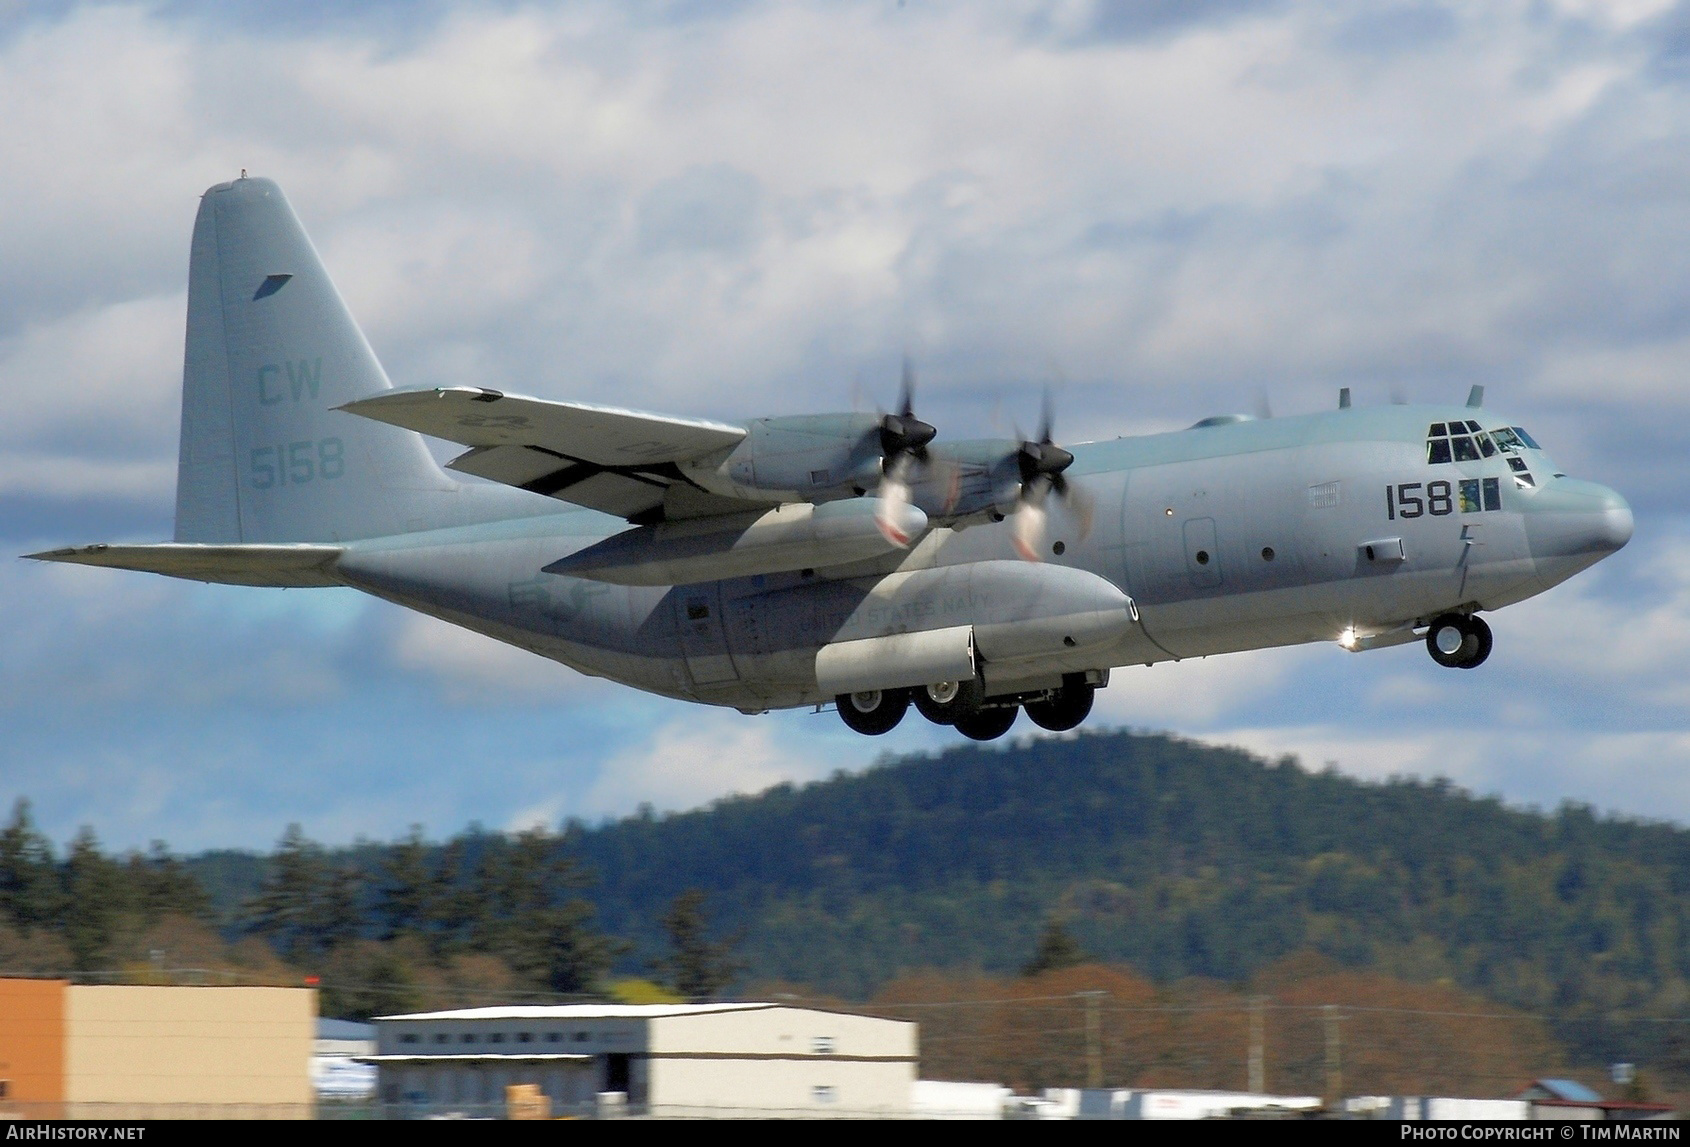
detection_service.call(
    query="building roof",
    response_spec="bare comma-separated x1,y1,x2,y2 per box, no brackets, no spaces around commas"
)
318,1018,376,1041
1518,1079,1604,1102
357,1053,593,1064
374,1002,779,1022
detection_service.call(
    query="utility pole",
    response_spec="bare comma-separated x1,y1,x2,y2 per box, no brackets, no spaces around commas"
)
1080,991,1104,1089
1323,1004,1343,1108
1247,995,1266,1094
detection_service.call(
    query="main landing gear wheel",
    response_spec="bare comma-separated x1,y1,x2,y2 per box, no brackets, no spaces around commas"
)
913,679,979,726
1024,682,1095,732
953,705,1018,742
836,689,910,735
1425,613,1493,669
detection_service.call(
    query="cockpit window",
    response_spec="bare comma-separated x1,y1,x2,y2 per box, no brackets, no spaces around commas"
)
1429,422,1528,465
1511,426,1541,450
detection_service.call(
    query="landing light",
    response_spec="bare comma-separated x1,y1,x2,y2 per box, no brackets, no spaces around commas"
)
1338,626,1358,650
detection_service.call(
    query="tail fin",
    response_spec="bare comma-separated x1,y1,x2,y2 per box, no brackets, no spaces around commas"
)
174,177,468,543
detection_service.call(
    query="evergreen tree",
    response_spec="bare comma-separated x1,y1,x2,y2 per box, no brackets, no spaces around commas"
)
376,825,432,941
1022,919,1087,978
129,842,211,922
312,862,364,954
426,836,475,956
245,824,327,962
484,828,621,994
62,827,125,972
0,799,62,931
654,889,742,1002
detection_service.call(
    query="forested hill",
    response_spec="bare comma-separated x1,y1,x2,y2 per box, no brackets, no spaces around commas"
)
564,730,1690,1012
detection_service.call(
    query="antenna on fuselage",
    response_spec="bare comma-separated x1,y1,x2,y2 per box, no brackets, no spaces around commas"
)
1338,387,1351,410
1466,385,1485,408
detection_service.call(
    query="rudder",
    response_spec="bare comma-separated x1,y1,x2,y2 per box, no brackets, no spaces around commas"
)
174,177,467,543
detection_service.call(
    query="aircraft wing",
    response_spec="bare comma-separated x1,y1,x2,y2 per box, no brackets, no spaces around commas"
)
340,387,755,522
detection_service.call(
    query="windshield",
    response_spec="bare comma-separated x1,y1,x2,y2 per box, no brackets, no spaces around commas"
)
1425,420,1497,465
1426,421,1545,465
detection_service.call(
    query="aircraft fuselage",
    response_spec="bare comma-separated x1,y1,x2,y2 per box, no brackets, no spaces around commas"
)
332,402,1631,714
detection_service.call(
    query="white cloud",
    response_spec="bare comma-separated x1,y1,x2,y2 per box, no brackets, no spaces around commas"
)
388,612,617,704
0,293,184,455
2,0,1688,844
1091,643,1321,727
581,713,838,818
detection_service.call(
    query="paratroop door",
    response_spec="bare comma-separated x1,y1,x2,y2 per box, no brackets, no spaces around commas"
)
674,585,738,685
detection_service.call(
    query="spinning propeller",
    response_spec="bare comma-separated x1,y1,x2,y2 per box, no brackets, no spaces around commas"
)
1009,393,1094,562
873,360,939,546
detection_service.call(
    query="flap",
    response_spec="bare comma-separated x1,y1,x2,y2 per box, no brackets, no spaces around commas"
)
26,543,343,587
341,387,757,522
339,387,746,465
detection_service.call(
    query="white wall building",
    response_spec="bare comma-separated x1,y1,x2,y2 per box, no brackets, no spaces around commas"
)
313,1019,377,1101
365,1003,917,1118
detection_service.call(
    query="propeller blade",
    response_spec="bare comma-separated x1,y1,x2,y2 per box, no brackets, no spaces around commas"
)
876,455,917,547
1012,495,1047,562
879,360,935,458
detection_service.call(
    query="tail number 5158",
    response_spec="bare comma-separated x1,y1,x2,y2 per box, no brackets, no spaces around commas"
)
251,438,345,489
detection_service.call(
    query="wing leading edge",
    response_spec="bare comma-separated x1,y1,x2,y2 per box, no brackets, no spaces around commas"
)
340,387,754,523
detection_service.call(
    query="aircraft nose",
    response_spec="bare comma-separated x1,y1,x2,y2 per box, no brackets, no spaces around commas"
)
1594,485,1634,553
1525,479,1633,565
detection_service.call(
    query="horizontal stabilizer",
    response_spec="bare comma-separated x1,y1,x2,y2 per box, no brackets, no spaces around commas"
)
26,543,343,588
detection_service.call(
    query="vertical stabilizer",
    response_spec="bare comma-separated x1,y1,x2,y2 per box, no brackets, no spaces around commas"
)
174,177,478,542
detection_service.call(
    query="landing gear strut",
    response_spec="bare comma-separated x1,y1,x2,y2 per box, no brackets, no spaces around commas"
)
1425,613,1492,669
835,688,910,734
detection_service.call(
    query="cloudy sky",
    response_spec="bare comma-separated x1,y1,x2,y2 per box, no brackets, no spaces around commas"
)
3,0,1687,852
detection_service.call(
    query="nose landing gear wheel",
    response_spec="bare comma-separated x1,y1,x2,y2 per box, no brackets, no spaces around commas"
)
836,689,910,735
1024,683,1095,732
953,705,1018,742
1425,613,1492,669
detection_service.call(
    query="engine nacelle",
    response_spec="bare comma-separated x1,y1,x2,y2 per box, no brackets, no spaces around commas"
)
544,497,927,586
682,414,884,502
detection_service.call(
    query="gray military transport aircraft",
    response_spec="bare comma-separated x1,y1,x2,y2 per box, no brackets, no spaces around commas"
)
30,177,1634,740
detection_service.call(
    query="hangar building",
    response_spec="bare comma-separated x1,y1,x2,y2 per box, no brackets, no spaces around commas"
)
0,978,315,1118
366,1002,917,1117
